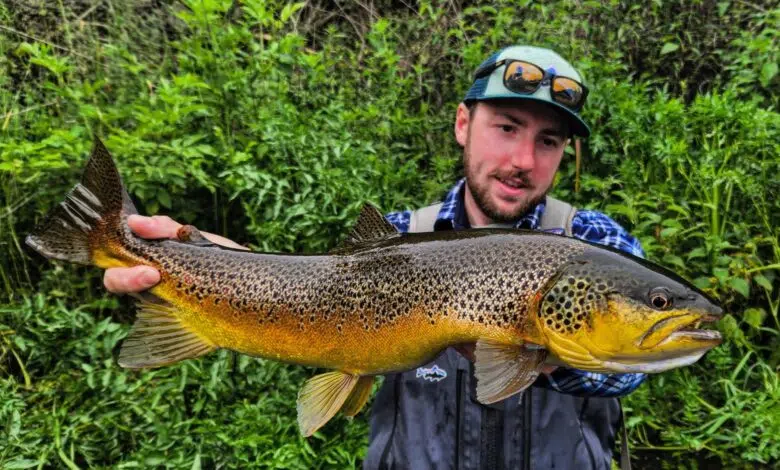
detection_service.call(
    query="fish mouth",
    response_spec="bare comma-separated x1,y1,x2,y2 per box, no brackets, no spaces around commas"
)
666,314,722,343
639,313,722,350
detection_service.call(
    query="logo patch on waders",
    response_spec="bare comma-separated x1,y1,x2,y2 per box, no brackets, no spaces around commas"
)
416,364,448,382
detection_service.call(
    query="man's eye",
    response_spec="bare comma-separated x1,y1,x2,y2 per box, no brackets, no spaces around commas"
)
500,125,515,133
542,138,558,147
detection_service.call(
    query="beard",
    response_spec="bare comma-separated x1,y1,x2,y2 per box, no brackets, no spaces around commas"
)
463,144,550,224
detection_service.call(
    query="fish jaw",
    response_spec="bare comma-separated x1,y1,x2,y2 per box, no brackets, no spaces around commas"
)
638,311,722,352
599,350,708,374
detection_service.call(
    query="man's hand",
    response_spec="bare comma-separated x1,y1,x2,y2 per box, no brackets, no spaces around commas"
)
103,215,246,294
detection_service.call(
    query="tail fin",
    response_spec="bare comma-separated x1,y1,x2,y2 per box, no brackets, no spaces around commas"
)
26,137,138,266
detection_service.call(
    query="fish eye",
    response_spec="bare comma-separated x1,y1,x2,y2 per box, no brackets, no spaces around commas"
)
648,287,673,310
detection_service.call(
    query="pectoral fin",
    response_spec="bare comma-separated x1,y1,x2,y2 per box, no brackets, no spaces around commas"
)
297,371,360,436
341,376,374,417
474,339,547,404
118,295,217,369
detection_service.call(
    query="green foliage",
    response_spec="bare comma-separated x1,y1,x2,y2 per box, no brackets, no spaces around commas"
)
1,293,367,468
1,0,778,468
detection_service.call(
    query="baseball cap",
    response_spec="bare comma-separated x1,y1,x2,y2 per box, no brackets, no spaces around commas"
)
464,45,591,137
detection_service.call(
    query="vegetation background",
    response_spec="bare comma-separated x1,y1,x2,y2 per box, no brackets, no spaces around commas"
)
1,0,777,468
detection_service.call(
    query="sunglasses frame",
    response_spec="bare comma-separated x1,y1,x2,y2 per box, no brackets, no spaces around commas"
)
473,59,590,112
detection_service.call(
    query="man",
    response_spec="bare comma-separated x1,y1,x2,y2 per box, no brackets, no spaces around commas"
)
363,46,645,470
104,45,644,470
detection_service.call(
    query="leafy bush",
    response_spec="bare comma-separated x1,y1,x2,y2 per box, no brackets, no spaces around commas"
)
1,1,778,468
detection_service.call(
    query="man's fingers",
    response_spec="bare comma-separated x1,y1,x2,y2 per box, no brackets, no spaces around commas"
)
103,266,160,294
127,214,182,239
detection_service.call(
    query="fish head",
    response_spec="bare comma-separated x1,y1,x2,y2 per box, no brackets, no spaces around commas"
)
536,248,723,374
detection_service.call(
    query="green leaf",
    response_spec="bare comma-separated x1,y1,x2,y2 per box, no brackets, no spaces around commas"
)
157,189,172,209
660,43,679,55
760,62,777,87
663,254,686,270
190,454,201,470
693,276,712,290
3,460,41,469
687,247,707,260
729,277,750,298
719,314,743,343
753,274,773,293
713,268,729,283
14,42,39,57
280,2,305,22
743,308,766,329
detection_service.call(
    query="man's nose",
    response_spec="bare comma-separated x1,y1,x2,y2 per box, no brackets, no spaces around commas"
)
509,138,535,170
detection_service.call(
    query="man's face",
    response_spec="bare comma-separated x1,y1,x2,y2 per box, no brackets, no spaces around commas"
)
454,100,569,226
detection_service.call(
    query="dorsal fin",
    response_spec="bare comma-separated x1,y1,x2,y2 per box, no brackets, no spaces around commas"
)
331,203,399,254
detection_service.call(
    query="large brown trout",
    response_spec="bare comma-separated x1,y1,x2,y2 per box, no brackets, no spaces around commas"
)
27,138,722,436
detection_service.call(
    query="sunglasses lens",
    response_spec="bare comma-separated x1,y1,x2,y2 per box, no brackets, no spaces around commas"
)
504,61,544,94
551,77,585,109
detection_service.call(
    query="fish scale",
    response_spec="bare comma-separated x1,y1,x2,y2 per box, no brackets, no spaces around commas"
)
26,137,723,437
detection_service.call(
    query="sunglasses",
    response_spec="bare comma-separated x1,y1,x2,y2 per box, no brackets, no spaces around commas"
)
473,59,589,112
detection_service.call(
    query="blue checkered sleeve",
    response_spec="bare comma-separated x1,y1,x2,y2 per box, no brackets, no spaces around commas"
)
385,210,412,233
538,209,647,397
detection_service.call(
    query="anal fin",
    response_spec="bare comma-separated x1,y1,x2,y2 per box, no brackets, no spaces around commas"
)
341,376,374,417
297,371,360,436
118,295,217,369
474,339,547,404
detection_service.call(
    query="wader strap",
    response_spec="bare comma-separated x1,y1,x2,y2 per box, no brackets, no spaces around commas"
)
619,398,631,470
408,202,443,233
539,196,577,236
408,197,576,234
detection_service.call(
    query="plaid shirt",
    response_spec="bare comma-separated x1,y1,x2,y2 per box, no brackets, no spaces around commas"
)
385,179,646,397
